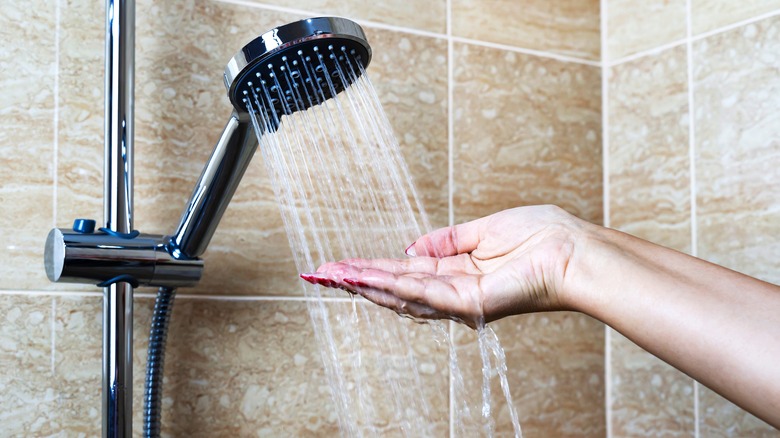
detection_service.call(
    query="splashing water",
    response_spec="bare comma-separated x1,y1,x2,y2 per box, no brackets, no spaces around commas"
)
243,46,522,437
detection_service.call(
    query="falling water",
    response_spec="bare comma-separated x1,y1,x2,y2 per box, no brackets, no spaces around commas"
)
242,46,522,437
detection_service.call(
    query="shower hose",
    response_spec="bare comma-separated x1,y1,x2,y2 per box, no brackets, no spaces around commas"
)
143,286,176,438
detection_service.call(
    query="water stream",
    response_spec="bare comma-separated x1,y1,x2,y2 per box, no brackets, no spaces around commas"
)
245,49,522,437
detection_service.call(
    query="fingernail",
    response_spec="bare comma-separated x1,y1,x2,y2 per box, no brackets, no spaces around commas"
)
343,278,368,288
404,242,417,257
299,273,319,284
300,272,331,287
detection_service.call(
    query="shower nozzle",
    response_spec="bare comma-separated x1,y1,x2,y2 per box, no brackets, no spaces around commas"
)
224,17,372,126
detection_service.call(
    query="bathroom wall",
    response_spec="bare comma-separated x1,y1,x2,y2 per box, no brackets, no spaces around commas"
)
0,0,777,437
605,0,780,435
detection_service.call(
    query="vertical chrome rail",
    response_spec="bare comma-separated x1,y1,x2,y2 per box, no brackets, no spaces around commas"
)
103,0,135,436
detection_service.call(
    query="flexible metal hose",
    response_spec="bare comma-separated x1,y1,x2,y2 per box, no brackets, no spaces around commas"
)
143,286,176,437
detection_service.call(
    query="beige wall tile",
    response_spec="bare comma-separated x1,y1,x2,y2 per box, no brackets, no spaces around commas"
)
452,0,601,61
454,314,605,436
321,303,450,435
0,295,57,434
609,46,691,253
694,16,780,433
364,28,449,232
241,0,446,34
692,0,780,35
53,0,106,293
0,1,55,290
694,17,780,285
610,332,695,436
452,43,603,224
699,387,780,436
53,295,449,435
607,46,696,435
607,0,686,60
56,0,103,228
53,295,102,435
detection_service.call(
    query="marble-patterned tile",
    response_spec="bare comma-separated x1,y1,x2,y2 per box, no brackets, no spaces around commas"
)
609,46,691,253
0,1,56,291
146,298,340,436
607,46,697,435
453,313,605,436
52,294,102,436
692,0,780,35
694,17,780,285
362,27,449,232
699,386,780,436
607,0,686,60
318,301,450,435
55,294,450,435
52,0,106,293
452,43,603,224
452,0,601,61
241,0,446,34
0,295,57,435
56,0,103,229
610,331,695,436
694,16,780,434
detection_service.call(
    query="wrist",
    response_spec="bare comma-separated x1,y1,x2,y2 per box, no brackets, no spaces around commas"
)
557,219,619,317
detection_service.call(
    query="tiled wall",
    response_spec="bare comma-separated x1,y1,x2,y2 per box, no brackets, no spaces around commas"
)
605,0,780,436
1,0,777,437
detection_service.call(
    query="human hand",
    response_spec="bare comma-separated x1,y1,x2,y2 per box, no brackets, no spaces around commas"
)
300,205,586,328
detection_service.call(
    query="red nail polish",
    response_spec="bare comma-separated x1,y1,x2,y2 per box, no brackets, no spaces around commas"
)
404,241,417,257
344,278,368,288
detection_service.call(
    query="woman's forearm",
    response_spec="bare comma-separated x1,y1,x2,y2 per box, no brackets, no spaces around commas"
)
565,223,780,428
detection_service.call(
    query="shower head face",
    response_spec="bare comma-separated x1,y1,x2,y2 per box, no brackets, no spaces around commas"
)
224,17,372,121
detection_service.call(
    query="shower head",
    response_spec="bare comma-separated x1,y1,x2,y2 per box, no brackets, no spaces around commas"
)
169,17,372,260
224,17,372,128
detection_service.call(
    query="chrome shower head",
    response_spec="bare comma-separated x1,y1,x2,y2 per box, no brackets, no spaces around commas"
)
223,17,372,129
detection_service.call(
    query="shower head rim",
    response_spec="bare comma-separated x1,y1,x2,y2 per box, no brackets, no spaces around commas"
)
223,16,372,112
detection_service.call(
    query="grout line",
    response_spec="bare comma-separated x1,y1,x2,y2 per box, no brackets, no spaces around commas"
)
448,319,455,438
608,8,780,68
447,3,455,230
600,0,612,436
450,36,601,66
608,38,687,67
446,1,455,437
51,297,56,375
213,0,602,67
0,290,103,297
52,0,61,228
691,8,780,42
685,1,700,437
213,0,445,40
605,327,613,436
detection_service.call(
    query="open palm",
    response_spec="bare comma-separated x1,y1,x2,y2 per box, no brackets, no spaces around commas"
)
302,205,583,328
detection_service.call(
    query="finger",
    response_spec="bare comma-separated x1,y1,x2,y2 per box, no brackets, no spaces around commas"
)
352,287,445,320
344,269,475,318
338,257,439,275
407,216,489,258
301,262,362,289
341,254,481,277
